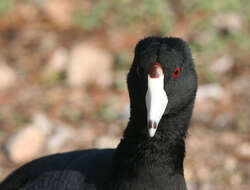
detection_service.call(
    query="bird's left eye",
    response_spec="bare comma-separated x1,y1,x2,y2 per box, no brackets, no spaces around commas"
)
173,67,181,78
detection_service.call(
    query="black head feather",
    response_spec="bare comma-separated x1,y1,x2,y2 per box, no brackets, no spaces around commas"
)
127,36,197,132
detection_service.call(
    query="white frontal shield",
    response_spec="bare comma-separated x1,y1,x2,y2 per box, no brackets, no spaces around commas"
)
146,62,168,138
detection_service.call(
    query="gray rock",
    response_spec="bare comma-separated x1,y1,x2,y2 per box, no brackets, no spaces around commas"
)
32,113,53,134
5,113,53,163
43,47,68,76
43,0,73,26
39,32,58,55
213,113,233,129
219,131,241,146
106,123,124,137
231,76,250,96
213,12,244,33
224,156,237,172
201,181,217,190
76,124,99,147
46,123,74,153
117,104,130,121
210,54,234,74
0,61,17,91
187,181,199,190
67,44,114,88
237,142,250,158
94,136,120,149
196,84,225,102
5,124,47,163
193,84,226,122
193,28,217,45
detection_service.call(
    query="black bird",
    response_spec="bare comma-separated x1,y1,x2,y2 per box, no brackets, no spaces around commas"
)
0,36,197,190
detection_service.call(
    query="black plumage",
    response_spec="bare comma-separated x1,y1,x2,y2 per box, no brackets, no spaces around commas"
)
0,36,197,190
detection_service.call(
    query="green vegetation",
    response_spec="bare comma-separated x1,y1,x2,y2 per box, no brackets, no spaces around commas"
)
182,0,243,14
0,0,14,15
74,0,173,33
41,71,67,86
9,112,30,127
97,97,120,121
74,1,111,31
2,0,248,67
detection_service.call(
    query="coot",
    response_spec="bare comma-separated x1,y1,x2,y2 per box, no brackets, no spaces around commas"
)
0,36,197,190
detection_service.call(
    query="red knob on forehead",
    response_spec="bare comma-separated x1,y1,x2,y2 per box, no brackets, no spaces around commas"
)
149,62,163,78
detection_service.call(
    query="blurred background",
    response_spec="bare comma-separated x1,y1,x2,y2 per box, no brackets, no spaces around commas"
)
0,0,249,189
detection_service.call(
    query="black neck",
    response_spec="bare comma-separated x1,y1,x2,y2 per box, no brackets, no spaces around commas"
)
110,103,193,190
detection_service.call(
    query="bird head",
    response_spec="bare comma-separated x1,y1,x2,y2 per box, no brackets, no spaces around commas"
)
127,37,197,138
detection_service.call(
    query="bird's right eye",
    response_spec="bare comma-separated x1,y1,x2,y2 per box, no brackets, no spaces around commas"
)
173,67,181,78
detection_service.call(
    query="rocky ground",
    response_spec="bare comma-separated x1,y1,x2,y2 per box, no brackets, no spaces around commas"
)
0,1,250,190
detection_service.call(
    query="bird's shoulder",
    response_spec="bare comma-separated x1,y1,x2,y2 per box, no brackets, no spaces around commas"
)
0,149,114,190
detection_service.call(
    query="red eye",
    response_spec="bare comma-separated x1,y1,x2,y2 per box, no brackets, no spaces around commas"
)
173,67,181,78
